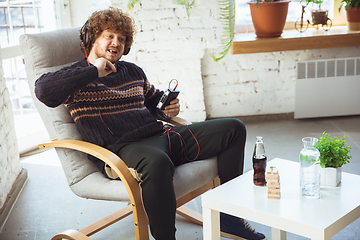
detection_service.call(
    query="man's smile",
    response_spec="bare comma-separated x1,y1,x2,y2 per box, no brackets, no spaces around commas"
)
108,49,118,54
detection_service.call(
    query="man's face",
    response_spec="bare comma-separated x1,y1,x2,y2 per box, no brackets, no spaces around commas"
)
91,29,126,64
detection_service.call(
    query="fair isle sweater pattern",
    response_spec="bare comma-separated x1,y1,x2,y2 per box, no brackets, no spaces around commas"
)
67,80,148,122
35,59,165,147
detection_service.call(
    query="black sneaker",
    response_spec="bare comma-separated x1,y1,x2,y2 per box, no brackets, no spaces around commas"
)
220,213,267,240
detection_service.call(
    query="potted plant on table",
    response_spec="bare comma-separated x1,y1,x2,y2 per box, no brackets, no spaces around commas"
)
247,0,291,38
338,0,360,30
316,131,352,187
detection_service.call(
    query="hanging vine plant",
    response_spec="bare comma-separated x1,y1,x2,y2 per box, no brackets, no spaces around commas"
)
212,0,235,61
127,0,235,61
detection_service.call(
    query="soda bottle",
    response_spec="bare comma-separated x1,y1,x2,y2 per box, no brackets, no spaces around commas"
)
253,136,267,186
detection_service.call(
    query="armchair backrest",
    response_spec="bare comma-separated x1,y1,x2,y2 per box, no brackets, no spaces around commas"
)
20,28,82,140
20,28,101,187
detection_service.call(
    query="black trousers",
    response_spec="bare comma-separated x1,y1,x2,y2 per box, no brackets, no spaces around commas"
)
108,118,246,240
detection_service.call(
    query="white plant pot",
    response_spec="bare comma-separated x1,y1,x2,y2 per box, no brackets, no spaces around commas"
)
320,167,342,187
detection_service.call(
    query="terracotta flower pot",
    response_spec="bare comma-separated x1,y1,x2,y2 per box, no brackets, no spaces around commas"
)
345,8,360,31
248,0,290,38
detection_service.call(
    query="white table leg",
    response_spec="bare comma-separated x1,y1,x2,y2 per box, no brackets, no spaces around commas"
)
272,228,286,240
203,207,220,240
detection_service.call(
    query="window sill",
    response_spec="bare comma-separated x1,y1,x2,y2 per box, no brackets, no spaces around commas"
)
231,26,360,54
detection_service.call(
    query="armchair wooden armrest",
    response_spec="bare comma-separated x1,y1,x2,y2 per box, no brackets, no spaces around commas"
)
39,139,139,195
50,229,92,240
164,116,192,126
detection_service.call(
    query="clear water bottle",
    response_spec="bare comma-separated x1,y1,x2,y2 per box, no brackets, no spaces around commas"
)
299,137,320,199
253,136,267,186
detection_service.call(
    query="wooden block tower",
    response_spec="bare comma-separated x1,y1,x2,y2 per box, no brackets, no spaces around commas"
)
265,166,280,199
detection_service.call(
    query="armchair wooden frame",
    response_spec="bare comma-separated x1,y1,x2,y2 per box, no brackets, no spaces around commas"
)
42,117,220,240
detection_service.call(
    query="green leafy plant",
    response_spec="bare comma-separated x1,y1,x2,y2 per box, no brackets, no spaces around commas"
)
127,0,138,10
174,0,197,18
304,0,324,10
316,131,352,168
211,0,235,62
338,0,360,12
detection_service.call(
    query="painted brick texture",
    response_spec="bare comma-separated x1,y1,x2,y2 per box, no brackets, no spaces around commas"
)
0,47,22,209
202,47,360,118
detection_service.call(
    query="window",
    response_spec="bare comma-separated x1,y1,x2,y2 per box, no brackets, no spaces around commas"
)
0,0,56,153
235,0,346,33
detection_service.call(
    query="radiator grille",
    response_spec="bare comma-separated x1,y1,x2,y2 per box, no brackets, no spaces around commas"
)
297,57,360,80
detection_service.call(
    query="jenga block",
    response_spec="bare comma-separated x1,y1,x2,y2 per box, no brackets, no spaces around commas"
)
267,182,280,188
266,173,278,179
268,191,280,195
266,166,280,199
268,194,281,199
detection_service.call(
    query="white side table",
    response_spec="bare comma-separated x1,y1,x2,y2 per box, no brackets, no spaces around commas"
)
201,158,360,240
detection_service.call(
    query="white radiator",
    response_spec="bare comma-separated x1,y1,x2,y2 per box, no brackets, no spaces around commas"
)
295,57,360,119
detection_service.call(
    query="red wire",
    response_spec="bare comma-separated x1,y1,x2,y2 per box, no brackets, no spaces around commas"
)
185,125,200,161
169,79,178,90
85,50,90,66
163,125,200,162
167,131,171,157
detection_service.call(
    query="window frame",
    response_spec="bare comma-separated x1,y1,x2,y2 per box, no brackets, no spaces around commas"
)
0,0,57,154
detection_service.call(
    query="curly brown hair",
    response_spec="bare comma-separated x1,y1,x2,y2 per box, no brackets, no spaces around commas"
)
80,7,137,54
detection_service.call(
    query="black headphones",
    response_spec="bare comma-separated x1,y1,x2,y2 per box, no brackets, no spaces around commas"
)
79,20,131,55
80,20,91,48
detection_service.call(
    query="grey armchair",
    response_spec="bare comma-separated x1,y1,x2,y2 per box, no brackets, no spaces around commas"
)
19,28,219,240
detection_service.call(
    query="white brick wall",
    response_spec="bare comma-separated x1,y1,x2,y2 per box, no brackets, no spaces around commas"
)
0,47,22,209
70,0,360,121
70,0,112,27
202,46,360,118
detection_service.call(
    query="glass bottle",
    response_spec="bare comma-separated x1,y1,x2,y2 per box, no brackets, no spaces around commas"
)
253,136,267,186
299,137,320,199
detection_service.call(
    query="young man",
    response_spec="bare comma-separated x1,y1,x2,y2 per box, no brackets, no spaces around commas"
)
35,7,266,240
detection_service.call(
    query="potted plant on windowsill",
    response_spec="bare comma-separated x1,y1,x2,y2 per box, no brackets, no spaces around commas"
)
306,0,328,27
338,0,360,30
316,132,352,187
247,0,291,38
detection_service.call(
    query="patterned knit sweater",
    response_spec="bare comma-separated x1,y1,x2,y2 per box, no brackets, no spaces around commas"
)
35,58,165,147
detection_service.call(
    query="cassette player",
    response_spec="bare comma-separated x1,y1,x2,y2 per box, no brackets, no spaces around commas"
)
156,88,180,110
